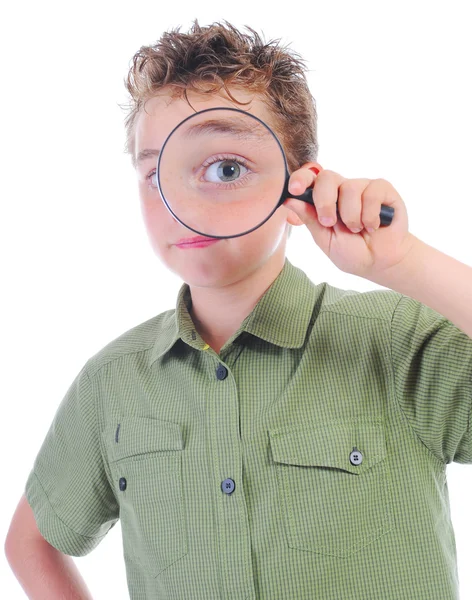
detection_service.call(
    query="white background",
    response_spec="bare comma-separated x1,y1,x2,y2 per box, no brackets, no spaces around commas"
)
2,1,471,597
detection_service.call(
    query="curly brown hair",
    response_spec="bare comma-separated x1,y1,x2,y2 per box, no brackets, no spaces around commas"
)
121,18,318,167
120,19,319,237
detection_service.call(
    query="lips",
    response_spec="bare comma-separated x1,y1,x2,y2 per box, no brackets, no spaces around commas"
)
175,235,216,245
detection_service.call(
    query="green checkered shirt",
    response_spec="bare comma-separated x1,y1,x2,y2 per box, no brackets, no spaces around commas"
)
25,257,472,599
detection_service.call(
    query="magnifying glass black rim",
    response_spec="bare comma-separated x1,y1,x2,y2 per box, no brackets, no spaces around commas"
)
156,106,291,240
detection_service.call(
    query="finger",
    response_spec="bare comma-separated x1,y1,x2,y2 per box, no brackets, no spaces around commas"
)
337,178,371,233
312,170,346,227
288,167,317,196
361,179,392,231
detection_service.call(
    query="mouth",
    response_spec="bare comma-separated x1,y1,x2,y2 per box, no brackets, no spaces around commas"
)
175,235,216,245
174,235,221,249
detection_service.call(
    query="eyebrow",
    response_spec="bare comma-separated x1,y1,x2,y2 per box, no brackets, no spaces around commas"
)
182,118,267,140
135,117,270,166
136,148,161,165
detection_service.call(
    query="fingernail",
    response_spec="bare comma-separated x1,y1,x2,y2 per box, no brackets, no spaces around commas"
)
366,227,375,233
320,217,335,226
351,228,362,233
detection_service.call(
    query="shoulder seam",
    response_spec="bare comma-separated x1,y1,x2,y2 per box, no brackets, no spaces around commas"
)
86,345,154,380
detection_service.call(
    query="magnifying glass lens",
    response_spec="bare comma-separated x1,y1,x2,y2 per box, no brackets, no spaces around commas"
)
157,108,287,238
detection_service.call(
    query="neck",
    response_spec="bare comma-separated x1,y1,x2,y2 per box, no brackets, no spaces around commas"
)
188,251,286,354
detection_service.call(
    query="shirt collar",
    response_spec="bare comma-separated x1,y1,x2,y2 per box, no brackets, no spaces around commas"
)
149,258,321,365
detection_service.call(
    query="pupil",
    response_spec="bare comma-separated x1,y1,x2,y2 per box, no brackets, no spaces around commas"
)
218,160,240,182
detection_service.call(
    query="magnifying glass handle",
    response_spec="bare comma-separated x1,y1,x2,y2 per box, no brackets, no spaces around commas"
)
286,186,395,226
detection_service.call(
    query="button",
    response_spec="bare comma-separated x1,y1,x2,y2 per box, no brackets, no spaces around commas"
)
349,447,363,465
119,477,127,491
221,478,235,494
216,364,228,380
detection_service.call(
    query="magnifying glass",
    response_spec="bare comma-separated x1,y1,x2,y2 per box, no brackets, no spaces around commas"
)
156,107,394,239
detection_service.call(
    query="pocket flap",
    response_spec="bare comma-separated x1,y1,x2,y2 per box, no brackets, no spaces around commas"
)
268,420,386,475
103,416,184,462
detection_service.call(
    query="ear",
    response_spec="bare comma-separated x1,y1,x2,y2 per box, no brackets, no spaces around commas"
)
300,161,323,175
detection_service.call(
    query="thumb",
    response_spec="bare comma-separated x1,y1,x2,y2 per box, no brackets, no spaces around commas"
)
283,197,334,252
284,198,320,228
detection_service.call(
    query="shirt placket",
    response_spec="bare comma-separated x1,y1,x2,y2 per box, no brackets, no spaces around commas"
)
205,346,256,600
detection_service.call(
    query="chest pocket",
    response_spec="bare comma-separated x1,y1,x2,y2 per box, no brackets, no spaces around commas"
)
268,419,394,557
102,416,188,578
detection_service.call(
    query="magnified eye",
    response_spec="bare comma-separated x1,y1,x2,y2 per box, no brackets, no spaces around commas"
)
203,157,249,184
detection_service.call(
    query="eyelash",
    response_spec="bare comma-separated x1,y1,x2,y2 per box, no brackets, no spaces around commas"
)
146,154,252,190
146,170,157,187
200,154,251,189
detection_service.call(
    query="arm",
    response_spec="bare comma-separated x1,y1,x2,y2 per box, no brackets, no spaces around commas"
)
373,234,472,339
4,494,95,600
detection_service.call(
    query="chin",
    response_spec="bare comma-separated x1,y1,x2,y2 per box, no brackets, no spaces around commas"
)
166,252,239,288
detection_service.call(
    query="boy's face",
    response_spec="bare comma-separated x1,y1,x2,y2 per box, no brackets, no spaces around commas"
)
134,86,302,288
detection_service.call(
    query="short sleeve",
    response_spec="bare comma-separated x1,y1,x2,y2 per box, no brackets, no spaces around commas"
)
24,363,119,556
391,294,472,464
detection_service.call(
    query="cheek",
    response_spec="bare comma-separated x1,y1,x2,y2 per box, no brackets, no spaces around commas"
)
139,188,176,244
232,211,288,257
138,181,288,262
258,206,290,238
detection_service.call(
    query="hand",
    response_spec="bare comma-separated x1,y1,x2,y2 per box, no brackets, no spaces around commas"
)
283,162,418,282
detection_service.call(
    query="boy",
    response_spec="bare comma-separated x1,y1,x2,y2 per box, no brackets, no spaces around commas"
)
5,19,472,600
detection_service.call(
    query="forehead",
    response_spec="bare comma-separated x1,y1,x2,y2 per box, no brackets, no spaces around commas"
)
134,87,277,160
